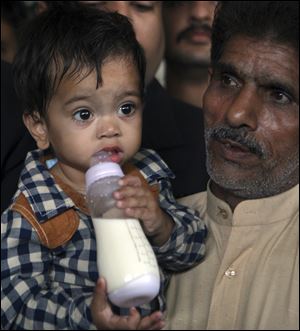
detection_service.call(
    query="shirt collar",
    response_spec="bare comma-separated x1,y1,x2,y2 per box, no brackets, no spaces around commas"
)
18,150,87,222
207,181,299,226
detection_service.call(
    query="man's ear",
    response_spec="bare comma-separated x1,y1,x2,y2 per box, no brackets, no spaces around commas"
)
23,112,50,150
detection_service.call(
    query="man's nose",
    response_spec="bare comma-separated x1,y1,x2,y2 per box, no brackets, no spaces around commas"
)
189,1,216,22
225,87,259,130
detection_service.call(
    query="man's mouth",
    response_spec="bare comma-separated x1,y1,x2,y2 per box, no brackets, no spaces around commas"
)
178,25,212,44
216,138,260,163
187,28,211,43
221,139,251,153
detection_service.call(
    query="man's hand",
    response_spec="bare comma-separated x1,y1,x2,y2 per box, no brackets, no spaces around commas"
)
91,278,165,330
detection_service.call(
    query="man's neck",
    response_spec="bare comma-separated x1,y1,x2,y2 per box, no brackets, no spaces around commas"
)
210,181,245,212
165,64,209,108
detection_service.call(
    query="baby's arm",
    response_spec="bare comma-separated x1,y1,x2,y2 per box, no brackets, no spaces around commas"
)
114,175,175,246
114,175,207,272
151,178,207,272
1,210,95,330
1,210,164,330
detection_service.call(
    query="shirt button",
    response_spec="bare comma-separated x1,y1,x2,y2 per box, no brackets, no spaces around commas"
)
225,268,237,278
218,207,228,219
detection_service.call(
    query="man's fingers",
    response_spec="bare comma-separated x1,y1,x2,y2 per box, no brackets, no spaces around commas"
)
138,311,165,330
93,278,108,312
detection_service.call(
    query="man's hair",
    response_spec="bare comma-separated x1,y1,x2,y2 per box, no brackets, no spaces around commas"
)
13,6,146,117
211,1,299,65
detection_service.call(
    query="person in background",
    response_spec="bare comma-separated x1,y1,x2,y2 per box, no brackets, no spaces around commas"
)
1,6,207,330
36,0,210,198
162,1,217,109
1,61,36,213
1,1,28,63
165,1,299,329
1,2,36,212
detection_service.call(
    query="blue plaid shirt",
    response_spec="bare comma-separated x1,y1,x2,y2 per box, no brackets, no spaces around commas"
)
1,148,207,330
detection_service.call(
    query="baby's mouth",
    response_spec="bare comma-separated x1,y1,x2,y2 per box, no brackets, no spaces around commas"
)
100,147,124,163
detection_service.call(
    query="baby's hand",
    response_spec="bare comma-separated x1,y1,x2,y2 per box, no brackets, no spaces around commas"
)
91,278,164,330
113,175,174,246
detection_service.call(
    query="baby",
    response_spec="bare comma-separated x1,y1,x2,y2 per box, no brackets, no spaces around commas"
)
1,6,207,330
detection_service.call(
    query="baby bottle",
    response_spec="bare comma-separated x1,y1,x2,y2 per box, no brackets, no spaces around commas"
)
85,151,160,308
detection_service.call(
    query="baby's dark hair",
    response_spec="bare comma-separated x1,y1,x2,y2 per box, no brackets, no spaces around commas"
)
13,6,146,117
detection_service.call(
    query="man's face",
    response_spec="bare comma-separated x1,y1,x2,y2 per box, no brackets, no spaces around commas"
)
163,1,217,67
79,1,165,85
204,36,299,199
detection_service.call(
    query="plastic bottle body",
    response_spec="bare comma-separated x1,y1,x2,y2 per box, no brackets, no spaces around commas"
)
93,216,160,308
85,159,160,308
86,176,120,218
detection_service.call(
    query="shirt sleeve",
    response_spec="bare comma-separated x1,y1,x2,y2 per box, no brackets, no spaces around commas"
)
152,177,207,272
1,210,97,330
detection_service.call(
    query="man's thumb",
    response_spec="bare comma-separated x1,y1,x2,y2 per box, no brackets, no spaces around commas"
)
93,277,108,312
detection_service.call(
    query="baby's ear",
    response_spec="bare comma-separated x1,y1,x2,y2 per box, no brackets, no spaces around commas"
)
23,112,50,150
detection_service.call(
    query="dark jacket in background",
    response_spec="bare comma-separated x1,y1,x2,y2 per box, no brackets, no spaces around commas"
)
142,79,209,198
1,61,36,213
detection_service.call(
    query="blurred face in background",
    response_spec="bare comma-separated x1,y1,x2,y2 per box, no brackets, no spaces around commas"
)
163,1,217,67
79,1,165,85
1,18,18,63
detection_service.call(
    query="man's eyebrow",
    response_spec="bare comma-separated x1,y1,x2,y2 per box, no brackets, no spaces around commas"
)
213,62,239,75
213,62,298,101
258,75,298,101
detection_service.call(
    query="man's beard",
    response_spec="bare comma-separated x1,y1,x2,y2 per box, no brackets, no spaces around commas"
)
205,125,299,199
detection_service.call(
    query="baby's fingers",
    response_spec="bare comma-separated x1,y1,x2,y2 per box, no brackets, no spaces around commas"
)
119,175,142,187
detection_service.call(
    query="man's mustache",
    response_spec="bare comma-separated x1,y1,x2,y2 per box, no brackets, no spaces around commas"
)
206,126,267,159
176,22,212,43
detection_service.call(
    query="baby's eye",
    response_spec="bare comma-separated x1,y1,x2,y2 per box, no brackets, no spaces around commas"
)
117,103,136,117
73,109,92,122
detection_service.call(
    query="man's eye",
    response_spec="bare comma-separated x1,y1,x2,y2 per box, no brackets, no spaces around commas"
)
221,74,239,88
270,90,292,105
131,1,154,12
117,103,135,117
73,109,92,121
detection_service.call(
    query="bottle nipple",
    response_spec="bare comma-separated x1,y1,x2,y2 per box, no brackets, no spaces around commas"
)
86,151,124,191
90,150,112,167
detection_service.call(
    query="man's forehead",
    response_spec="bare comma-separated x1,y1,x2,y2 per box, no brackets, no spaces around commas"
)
219,36,299,86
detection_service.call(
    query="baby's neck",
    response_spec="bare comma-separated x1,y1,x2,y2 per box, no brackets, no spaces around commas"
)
51,163,86,195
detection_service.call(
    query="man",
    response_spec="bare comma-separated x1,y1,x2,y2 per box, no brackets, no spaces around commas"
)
162,1,217,108
35,1,209,199
165,1,299,330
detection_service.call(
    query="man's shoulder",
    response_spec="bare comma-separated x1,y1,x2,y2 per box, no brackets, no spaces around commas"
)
177,191,208,216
